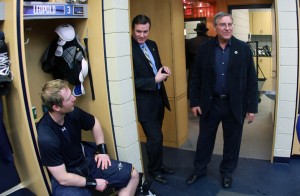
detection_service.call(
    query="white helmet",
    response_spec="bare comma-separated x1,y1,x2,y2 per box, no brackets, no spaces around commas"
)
55,24,75,42
54,24,76,57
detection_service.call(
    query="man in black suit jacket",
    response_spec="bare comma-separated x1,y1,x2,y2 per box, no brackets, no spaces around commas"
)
185,23,212,98
186,12,258,188
131,14,174,184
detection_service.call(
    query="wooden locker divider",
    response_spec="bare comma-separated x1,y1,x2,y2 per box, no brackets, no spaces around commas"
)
0,0,49,195
0,0,116,194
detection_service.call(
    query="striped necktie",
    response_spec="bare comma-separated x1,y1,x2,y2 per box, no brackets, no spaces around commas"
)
142,44,160,89
142,44,154,70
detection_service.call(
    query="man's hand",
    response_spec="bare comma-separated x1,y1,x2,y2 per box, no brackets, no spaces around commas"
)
246,113,255,124
191,106,202,117
95,178,108,192
94,154,111,170
155,66,171,83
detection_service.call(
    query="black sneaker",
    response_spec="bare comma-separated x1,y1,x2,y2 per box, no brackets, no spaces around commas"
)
0,31,12,96
136,189,158,196
0,31,11,74
135,180,158,196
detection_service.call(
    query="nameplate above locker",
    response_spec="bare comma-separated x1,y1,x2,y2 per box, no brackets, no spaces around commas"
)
23,2,88,19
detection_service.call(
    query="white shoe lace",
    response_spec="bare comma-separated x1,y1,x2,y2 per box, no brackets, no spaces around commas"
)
0,52,11,76
147,190,156,196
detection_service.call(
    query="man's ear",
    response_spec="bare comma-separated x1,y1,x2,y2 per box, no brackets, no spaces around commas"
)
52,105,60,112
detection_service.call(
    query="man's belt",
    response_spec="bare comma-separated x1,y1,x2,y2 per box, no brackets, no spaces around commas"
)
214,94,229,100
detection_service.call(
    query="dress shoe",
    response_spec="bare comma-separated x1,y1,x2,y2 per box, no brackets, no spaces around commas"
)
152,174,168,184
222,176,232,188
186,173,202,185
161,165,175,175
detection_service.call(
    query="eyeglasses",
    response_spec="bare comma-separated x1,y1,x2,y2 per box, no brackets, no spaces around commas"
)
217,23,234,29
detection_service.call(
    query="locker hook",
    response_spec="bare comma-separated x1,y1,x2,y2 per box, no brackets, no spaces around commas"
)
24,38,30,45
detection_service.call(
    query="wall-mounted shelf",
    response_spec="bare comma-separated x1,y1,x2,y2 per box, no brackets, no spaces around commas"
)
23,2,88,20
0,2,4,21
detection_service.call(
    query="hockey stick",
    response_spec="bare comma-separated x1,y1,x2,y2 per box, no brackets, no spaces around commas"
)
84,37,95,100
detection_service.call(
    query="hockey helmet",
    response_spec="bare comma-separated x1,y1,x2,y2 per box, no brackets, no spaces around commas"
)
55,24,75,42
54,24,76,57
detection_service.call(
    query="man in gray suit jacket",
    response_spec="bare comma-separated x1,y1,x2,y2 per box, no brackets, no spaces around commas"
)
131,14,174,185
186,12,258,188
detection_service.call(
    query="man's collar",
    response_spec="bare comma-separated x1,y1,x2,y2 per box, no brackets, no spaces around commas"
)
215,38,232,47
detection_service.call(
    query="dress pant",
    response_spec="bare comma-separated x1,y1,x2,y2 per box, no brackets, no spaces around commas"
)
194,97,244,177
140,93,165,176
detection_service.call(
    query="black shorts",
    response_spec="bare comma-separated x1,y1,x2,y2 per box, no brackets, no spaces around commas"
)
83,142,133,188
91,159,132,188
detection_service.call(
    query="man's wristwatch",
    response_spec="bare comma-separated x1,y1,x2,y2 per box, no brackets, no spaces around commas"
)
85,178,97,189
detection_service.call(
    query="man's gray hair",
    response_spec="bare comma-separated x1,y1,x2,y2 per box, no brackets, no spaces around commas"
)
213,12,234,26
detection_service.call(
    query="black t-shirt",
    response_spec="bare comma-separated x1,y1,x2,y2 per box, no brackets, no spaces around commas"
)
37,107,95,169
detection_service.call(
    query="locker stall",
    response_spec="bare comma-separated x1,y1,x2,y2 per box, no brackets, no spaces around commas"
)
0,0,48,195
1,0,116,194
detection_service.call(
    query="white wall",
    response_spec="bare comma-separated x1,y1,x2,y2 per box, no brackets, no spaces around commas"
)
274,0,298,158
232,9,250,42
103,0,142,172
185,21,199,39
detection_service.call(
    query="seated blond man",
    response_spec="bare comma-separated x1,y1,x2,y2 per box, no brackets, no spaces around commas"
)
37,79,139,196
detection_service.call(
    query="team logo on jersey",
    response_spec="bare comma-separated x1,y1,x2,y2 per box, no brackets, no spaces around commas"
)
118,162,123,171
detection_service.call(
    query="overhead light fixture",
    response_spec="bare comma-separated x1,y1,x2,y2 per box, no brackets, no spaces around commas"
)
197,1,210,8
